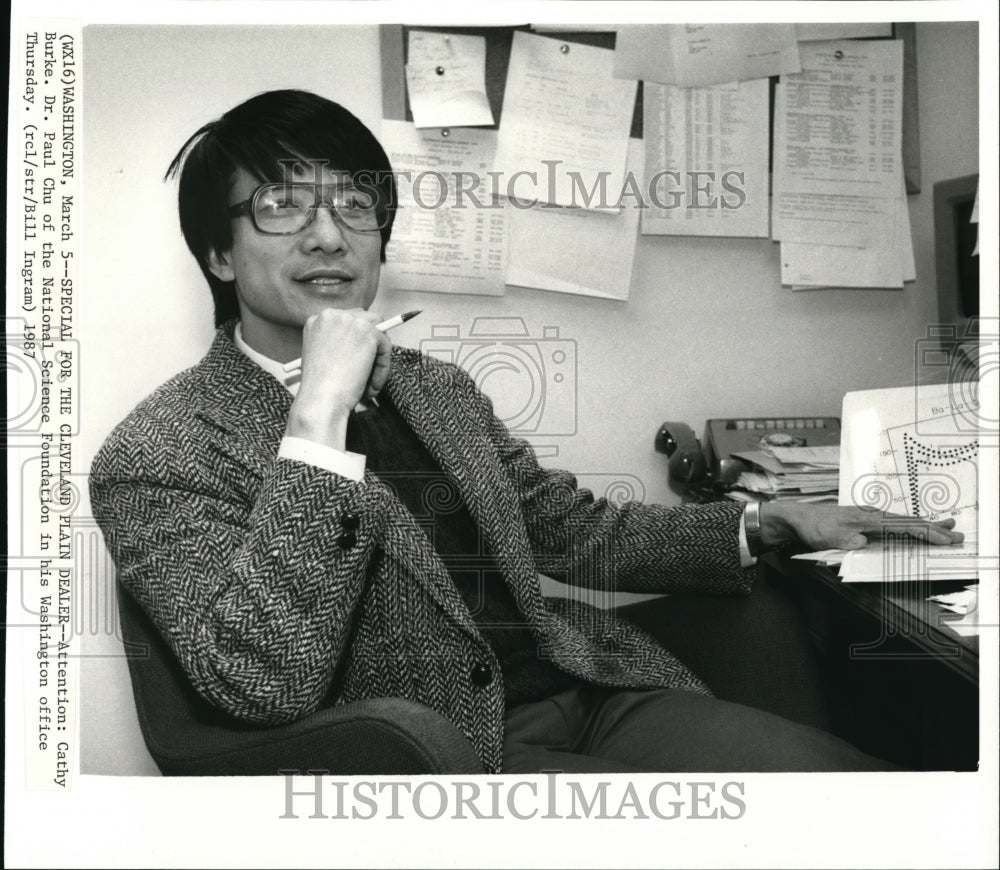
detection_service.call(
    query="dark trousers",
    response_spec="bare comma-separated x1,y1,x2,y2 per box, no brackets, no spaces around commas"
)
503,572,897,772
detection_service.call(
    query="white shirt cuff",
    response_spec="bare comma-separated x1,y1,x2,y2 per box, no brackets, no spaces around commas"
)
278,436,366,481
737,514,756,567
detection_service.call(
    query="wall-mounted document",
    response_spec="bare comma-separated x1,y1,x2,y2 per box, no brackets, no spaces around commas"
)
772,191,894,248
772,86,893,249
794,23,894,42
773,42,910,289
642,80,769,238
494,31,635,210
782,174,914,289
780,239,904,289
529,24,619,33
405,31,494,128
895,173,917,282
776,40,903,199
506,139,643,300
379,120,506,296
614,23,800,87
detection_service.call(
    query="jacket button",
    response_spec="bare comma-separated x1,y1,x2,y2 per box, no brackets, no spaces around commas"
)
470,663,492,687
341,513,360,531
337,531,357,549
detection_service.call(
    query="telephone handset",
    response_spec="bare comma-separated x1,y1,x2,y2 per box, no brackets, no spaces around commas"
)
656,417,841,496
654,422,707,491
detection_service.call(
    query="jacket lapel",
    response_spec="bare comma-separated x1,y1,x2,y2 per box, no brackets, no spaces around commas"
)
189,327,292,479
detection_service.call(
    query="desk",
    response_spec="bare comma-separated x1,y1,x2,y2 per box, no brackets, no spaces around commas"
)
763,554,979,771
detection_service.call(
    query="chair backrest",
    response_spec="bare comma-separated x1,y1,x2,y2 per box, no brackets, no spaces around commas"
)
116,584,250,761
116,583,486,776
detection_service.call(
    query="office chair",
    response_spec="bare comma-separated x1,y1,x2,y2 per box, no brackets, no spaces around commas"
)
116,585,485,775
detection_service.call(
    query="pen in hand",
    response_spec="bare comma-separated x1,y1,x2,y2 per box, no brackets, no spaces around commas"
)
282,310,422,375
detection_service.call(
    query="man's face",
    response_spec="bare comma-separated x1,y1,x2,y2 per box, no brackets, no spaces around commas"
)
209,163,383,360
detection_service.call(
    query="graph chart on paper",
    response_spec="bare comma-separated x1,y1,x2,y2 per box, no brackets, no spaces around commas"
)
841,384,981,540
884,417,978,533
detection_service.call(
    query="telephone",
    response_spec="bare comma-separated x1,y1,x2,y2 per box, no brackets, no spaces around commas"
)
655,417,841,496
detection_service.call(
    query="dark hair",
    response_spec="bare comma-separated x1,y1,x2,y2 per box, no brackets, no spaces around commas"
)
165,89,397,326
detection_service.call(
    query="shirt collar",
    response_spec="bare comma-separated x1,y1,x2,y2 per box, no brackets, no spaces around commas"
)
233,322,300,395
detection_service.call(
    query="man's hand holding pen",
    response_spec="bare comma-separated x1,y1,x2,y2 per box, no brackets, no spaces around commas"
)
284,309,420,451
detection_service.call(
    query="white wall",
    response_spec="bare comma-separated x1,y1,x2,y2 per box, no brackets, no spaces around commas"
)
79,22,981,774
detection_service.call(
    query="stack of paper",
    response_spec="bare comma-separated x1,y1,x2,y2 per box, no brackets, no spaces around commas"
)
838,537,980,584
790,545,982,589
928,585,981,637
773,40,915,289
731,444,840,501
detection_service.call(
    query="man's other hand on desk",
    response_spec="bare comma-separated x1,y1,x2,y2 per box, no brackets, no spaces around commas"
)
758,503,965,553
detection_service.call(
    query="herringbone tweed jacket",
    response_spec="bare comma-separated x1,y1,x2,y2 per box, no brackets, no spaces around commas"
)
90,324,754,773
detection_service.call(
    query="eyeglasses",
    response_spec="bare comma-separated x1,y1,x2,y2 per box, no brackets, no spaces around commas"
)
228,183,390,235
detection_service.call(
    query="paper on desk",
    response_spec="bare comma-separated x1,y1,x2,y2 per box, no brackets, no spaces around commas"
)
791,549,848,563
736,466,839,495
505,138,642,299
405,31,494,129
495,31,635,210
776,40,902,199
766,445,842,467
642,80,769,237
839,539,980,583
929,585,980,635
928,586,978,612
733,450,837,478
379,120,506,296
794,23,893,42
943,616,981,637
614,24,799,87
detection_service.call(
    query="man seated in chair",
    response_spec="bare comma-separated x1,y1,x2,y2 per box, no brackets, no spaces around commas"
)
89,89,963,775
